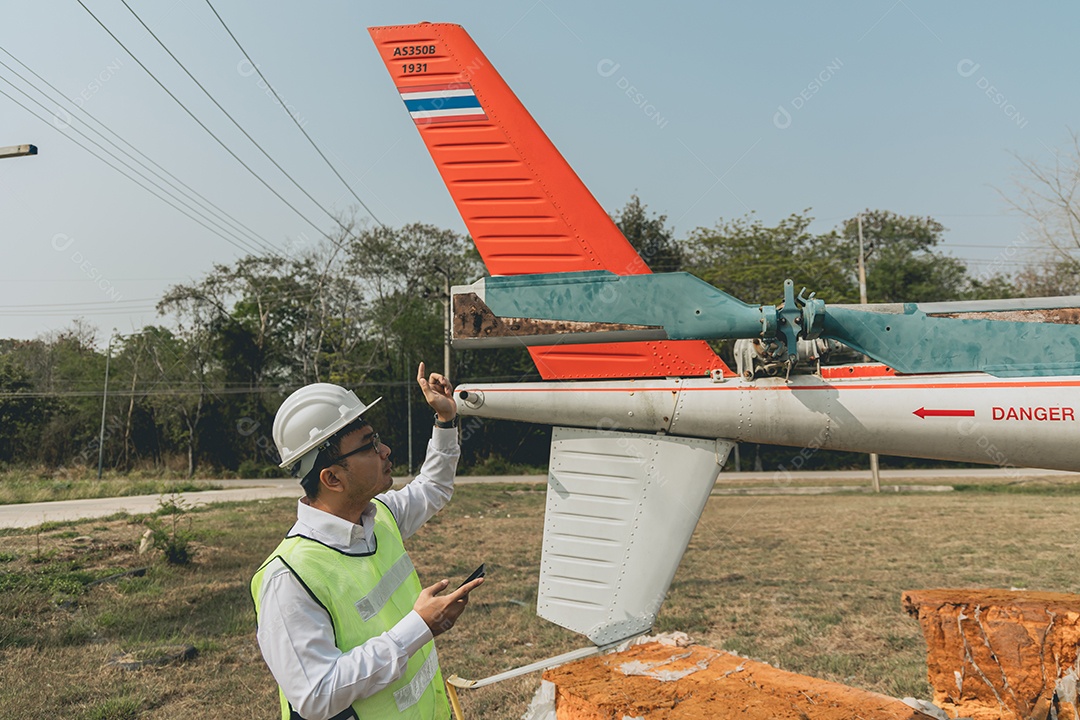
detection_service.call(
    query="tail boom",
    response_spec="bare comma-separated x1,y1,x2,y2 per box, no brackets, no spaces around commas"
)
454,374,1080,472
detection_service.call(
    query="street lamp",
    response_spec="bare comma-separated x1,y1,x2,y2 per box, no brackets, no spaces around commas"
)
97,333,115,479
0,144,37,159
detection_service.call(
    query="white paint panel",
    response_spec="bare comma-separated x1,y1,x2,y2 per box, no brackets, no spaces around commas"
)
538,427,730,644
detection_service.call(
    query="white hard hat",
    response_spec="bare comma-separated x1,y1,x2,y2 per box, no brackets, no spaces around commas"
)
273,383,382,478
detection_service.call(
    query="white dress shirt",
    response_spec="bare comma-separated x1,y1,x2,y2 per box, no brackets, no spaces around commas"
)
255,427,459,720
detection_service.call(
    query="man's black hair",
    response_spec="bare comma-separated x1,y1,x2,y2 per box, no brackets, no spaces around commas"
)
299,418,370,501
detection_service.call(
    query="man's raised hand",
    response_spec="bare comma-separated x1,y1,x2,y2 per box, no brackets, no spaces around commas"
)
417,361,456,423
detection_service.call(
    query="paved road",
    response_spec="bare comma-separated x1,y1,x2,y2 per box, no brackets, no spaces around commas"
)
0,468,1075,529
0,482,302,529
0,476,546,529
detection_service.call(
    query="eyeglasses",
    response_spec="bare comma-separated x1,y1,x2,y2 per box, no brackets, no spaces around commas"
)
326,432,381,466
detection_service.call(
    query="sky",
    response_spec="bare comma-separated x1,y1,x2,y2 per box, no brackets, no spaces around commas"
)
2,1,1077,345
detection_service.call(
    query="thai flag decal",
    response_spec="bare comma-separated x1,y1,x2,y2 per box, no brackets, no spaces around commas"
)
398,83,487,125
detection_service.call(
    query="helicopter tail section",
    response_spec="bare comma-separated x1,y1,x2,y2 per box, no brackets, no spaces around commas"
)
368,23,727,379
539,427,731,644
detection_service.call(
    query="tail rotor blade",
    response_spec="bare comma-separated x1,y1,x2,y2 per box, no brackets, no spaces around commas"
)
454,269,1080,378
824,306,1080,377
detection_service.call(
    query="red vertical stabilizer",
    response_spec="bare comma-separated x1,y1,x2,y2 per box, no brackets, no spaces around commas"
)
369,23,727,379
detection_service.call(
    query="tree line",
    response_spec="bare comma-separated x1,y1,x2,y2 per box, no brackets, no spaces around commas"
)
2,196,1075,476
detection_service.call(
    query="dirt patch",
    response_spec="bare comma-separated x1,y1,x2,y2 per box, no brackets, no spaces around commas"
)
902,588,1080,720
543,642,921,719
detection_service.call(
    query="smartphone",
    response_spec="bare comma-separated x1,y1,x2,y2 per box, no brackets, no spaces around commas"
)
457,563,485,589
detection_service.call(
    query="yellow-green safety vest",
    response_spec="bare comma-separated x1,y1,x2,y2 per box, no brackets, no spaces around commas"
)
251,499,449,720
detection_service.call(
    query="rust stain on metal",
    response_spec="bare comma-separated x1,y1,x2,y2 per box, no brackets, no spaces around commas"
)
453,292,661,338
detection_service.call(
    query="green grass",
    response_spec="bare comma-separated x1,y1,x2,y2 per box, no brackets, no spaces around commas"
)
953,482,1080,494
0,513,134,538
458,456,547,476
0,487,1078,718
81,697,144,720
0,471,217,506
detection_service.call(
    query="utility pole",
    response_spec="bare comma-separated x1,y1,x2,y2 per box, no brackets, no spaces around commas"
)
0,144,37,159
406,356,414,475
97,335,113,479
443,271,452,380
857,214,868,308
857,214,882,493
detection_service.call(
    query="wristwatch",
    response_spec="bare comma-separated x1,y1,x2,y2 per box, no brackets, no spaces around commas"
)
434,414,459,429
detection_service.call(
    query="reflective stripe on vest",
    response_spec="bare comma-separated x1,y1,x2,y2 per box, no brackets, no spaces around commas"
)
395,645,439,712
355,552,415,621
251,500,449,720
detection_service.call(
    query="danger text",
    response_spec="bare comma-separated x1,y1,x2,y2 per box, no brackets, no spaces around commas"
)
991,406,1075,421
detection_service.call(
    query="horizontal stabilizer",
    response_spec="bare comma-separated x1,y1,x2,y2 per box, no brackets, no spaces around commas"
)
539,427,731,644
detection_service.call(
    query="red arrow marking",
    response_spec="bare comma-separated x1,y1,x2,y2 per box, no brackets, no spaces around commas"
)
913,407,976,419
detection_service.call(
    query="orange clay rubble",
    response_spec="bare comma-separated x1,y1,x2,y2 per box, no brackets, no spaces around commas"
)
538,590,1080,720
902,589,1080,720
541,641,921,720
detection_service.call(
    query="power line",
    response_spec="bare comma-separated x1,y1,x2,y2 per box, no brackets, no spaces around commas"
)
0,307,160,316
943,243,1035,249
0,386,286,399
0,277,189,283
204,0,384,228
3,283,327,309
0,284,332,316
0,374,539,400
0,297,161,309
0,82,282,259
117,0,364,241
0,309,160,317
0,45,282,257
0,71,275,258
75,0,339,247
0,306,157,315
0,75,271,258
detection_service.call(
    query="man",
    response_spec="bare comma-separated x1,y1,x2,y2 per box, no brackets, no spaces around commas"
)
251,362,482,720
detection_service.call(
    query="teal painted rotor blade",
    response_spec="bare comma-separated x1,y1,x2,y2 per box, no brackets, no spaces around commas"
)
824,306,1080,377
479,270,1080,378
482,271,774,340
